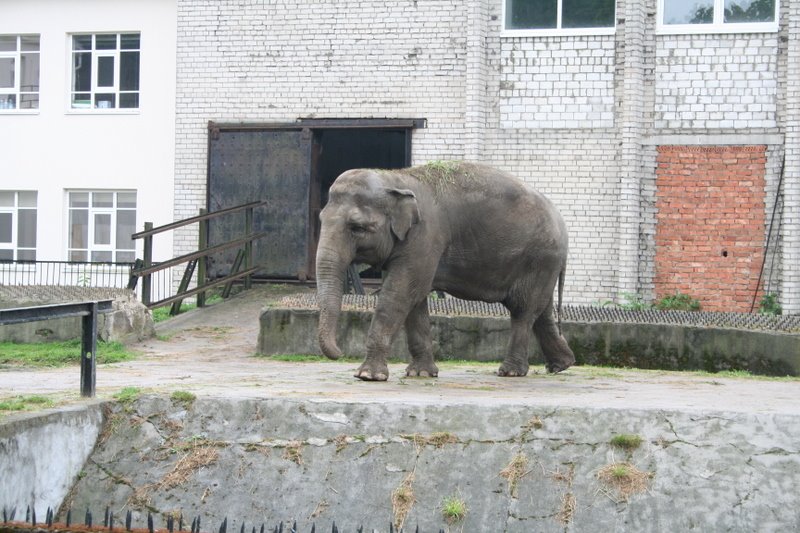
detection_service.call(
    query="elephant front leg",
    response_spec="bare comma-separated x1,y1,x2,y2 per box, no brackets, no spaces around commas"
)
355,298,409,381
404,298,438,378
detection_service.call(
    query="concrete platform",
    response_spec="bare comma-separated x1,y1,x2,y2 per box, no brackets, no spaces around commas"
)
1,286,800,532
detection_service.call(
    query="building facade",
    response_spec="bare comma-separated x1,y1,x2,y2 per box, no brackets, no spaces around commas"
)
1,0,177,279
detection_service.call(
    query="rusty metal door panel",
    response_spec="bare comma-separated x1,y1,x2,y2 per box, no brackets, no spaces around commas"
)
208,128,312,279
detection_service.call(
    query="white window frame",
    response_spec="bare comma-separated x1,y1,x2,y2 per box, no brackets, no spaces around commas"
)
68,32,140,113
0,191,37,261
657,0,779,34
502,0,616,37
0,34,40,113
67,191,137,263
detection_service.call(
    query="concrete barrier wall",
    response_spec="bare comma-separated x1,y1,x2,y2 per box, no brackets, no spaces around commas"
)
0,403,105,518
258,308,800,376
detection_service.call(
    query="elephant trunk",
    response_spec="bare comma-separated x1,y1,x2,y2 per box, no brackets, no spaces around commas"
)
315,242,352,360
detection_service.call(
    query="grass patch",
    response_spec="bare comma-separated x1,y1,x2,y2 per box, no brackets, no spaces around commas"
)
0,339,135,368
597,462,652,502
171,391,196,407
0,395,54,413
114,387,142,403
441,493,468,524
610,433,644,451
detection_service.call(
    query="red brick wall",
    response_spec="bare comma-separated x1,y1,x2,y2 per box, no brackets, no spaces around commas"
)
655,145,766,312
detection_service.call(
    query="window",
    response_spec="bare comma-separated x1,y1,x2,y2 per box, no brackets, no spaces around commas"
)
0,35,40,110
659,0,778,33
0,191,37,261
70,33,140,110
504,0,615,34
68,191,136,262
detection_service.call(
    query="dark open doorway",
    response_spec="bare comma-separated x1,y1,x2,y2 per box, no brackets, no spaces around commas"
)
207,119,421,281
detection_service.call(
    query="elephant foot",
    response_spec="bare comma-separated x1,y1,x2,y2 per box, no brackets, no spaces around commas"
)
545,348,576,374
354,360,389,381
497,362,529,377
405,360,439,378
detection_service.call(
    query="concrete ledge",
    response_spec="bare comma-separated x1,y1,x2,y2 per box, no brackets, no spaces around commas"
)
258,308,800,376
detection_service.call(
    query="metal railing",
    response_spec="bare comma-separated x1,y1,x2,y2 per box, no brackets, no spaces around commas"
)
0,300,113,397
131,201,267,313
0,260,134,289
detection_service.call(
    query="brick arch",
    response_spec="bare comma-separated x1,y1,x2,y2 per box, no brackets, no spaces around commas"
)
655,145,766,312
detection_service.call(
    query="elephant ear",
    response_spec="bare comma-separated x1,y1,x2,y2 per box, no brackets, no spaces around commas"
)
386,188,420,241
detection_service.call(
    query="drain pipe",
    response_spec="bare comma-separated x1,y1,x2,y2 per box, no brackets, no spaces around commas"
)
750,152,786,313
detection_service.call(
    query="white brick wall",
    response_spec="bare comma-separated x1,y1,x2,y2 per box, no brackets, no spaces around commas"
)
655,35,779,131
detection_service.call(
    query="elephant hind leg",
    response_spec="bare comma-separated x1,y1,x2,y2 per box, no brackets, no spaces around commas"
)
404,298,439,378
497,310,538,377
534,301,575,373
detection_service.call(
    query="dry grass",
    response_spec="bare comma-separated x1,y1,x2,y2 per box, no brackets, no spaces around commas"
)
391,473,416,530
282,441,304,465
160,446,219,489
596,462,652,502
500,452,530,498
558,492,576,524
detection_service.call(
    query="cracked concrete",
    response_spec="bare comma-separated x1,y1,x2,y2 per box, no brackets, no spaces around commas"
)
2,286,800,532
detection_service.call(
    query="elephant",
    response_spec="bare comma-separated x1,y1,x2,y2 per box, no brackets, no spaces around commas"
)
315,161,575,381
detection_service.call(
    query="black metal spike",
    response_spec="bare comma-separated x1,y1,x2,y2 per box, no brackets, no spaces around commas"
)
180,514,184,532
415,526,420,533
2,507,7,524
126,510,133,531
291,521,297,533
147,513,154,533
239,522,245,533
9,507,16,522
196,516,202,533
331,522,337,533
389,523,393,533
219,517,227,533
309,524,315,533
168,515,175,533
65,509,71,527
104,506,110,527
252,527,256,533
277,522,282,533
259,524,264,533
86,508,93,528
191,517,197,533
47,507,54,528
109,511,114,532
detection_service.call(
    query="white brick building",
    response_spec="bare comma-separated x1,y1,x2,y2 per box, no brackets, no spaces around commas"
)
171,0,800,314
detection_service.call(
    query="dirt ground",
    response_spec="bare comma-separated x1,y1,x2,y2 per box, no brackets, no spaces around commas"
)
1,284,799,415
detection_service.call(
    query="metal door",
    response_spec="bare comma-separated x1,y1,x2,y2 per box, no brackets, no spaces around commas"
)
207,128,312,279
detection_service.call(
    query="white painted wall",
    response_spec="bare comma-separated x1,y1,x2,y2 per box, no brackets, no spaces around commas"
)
0,0,176,263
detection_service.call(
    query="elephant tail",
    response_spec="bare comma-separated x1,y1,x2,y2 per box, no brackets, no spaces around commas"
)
557,263,566,335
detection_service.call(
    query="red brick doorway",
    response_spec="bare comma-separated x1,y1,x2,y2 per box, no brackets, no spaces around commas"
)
654,145,766,312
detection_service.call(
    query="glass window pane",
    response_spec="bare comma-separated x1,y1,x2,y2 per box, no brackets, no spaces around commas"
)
117,192,137,208
18,191,36,207
96,34,117,50
73,52,92,92
563,0,615,27
72,93,91,108
94,213,111,245
121,34,140,50
120,52,140,91
20,35,39,52
117,251,135,262
116,210,136,250
664,0,714,24
20,94,38,109
70,209,88,248
507,0,557,29
0,249,13,261
0,192,13,207
69,250,87,262
20,53,39,92
0,36,16,52
17,249,36,261
0,57,15,89
93,192,113,208
0,213,11,243
91,251,112,262
97,55,115,87
120,93,139,109
70,192,89,208
95,94,115,109
725,0,775,22
18,209,36,247
72,35,92,51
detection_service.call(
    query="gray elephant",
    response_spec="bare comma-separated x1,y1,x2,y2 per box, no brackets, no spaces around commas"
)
316,161,575,381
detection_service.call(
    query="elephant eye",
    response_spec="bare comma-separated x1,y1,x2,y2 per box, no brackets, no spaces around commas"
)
349,223,367,235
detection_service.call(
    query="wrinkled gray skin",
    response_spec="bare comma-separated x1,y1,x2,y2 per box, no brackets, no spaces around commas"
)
316,161,575,381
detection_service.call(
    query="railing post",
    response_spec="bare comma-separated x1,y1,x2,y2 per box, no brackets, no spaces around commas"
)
245,206,253,290
80,302,98,398
197,209,208,307
142,222,153,306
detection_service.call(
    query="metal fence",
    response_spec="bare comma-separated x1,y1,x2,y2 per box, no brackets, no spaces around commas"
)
0,260,178,304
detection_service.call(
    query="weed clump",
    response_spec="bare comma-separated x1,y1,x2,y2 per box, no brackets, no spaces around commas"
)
610,433,644,451
597,462,652,502
441,493,468,524
500,452,529,498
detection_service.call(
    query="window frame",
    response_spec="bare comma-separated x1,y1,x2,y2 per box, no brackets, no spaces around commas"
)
657,0,779,34
0,34,40,113
68,32,141,113
67,190,137,263
502,0,617,37
0,190,37,262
